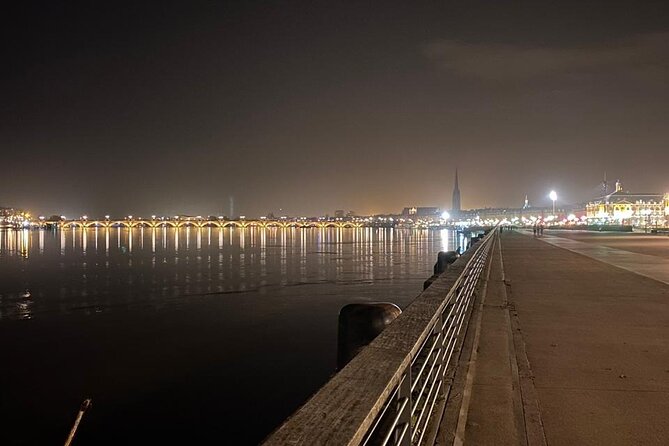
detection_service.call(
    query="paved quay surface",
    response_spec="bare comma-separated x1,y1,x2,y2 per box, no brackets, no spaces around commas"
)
542,229,669,261
445,230,669,445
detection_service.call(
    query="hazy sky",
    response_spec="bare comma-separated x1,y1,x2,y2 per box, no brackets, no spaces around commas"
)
2,1,668,217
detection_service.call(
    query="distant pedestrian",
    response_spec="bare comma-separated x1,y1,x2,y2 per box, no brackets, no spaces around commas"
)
539,224,544,236
533,224,537,236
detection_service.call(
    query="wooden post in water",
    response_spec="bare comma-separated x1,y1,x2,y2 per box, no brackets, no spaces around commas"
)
63,398,92,446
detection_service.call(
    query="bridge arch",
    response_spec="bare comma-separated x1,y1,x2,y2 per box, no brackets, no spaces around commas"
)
83,221,107,228
177,221,202,228
221,221,245,228
200,221,224,228
62,221,84,229
131,221,154,228
263,221,286,228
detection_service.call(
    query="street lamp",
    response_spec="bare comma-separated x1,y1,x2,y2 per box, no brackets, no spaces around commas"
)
549,190,557,216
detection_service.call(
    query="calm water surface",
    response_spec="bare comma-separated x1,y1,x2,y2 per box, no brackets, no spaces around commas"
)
0,227,465,445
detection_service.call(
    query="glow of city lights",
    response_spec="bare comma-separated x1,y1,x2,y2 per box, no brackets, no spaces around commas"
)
549,190,557,202
441,211,450,220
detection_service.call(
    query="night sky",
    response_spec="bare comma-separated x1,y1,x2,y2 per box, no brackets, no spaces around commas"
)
2,1,668,217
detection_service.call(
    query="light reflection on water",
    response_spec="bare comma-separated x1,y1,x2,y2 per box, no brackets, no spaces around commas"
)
0,227,467,321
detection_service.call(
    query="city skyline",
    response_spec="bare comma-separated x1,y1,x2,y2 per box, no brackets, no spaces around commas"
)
3,2,669,217
0,171,664,219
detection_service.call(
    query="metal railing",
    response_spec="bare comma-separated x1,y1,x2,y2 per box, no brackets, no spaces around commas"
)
264,228,497,446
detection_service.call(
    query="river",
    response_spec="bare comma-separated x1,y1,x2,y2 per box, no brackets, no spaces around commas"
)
0,227,466,445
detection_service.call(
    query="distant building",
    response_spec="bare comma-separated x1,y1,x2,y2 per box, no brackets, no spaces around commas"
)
585,180,668,227
401,207,441,219
458,206,559,223
451,168,461,215
334,210,345,218
0,207,31,228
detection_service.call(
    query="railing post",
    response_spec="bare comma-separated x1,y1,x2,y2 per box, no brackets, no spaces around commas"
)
396,368,412,446
435,310,447,397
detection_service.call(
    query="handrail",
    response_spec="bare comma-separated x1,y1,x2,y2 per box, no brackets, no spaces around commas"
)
263,228,497,446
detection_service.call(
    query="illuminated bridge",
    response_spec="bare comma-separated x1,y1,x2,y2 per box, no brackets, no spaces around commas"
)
59,218,364,229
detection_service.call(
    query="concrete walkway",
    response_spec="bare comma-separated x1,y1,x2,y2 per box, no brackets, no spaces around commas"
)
540,232,669,286
444,230,669,445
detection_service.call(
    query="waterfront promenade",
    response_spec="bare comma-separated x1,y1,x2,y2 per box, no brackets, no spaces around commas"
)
441,230,669,445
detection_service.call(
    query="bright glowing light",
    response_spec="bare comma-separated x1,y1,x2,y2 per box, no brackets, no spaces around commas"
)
567,214,576,221
105,215,110,220
441,211,450,220
549,190,557,201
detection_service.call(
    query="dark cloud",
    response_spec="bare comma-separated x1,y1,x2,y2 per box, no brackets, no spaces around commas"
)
423,32,669,80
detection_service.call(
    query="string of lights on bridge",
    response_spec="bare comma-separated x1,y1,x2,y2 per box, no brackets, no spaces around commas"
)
57,216,366,229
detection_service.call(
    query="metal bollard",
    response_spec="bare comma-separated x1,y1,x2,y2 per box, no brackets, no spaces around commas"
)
423,274,438,290
433,250,459,275
337,302,402,370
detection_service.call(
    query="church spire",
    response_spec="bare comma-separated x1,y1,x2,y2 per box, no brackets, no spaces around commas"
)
452,168,461,213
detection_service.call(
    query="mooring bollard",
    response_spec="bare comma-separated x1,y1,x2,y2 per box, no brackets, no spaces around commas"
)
424,251,460,290
423,274,438,290
468,234,483,249
433,250,459,275
337,302,402,370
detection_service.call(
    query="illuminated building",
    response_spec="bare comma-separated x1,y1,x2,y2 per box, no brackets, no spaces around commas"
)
585,180,668,227
401,207,441,219
0,207,32,228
